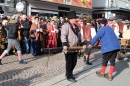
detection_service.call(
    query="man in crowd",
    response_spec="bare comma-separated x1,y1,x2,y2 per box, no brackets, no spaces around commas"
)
88,18,121,81
61,11,86,83
20,14,31,53
76,15,96,65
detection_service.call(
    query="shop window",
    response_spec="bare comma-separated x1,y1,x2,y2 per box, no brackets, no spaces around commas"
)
0,0,4,3
92,14,104,19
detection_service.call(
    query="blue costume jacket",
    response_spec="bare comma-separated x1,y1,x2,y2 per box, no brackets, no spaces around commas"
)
90,26,121,54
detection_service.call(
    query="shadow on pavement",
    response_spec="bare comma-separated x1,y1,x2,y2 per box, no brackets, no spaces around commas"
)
113,56,130,79
25,53,61,63
0,67,42,86
74,52,102,78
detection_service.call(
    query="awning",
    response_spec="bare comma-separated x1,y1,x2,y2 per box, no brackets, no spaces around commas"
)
31,9,58,14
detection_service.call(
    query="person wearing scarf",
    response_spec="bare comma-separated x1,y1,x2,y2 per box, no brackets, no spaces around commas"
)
30,17,43,56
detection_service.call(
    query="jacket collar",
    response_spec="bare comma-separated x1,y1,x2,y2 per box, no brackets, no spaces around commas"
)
68,22,79,37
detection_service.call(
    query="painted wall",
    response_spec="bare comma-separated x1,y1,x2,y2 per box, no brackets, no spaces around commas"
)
92,0,109,7
93,0,130,9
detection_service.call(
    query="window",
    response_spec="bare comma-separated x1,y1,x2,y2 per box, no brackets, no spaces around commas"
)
0,0,4,3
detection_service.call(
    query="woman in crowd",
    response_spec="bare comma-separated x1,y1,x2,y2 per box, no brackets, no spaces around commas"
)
0,19,26,65
2,20,8,50
30,17,42,56
39,20,47,48
47,19,59,53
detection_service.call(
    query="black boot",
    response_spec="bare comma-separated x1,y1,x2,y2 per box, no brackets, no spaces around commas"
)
84,56,86,63
86,58,92,65
0,59,3,65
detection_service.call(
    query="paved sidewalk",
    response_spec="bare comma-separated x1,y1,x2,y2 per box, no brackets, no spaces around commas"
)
36,53,130,86
0,49,101,86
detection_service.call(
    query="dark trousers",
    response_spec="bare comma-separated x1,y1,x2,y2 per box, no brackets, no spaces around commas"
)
65,52,77,79
30,39,41,55
84,41,91,55
21,36,29,53
102,50,119,66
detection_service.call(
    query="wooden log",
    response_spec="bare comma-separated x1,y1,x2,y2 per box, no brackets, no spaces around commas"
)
68,46,100,50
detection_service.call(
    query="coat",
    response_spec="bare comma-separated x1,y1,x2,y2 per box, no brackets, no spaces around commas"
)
30,23,43,41
61,22,85,47
47,24,58,48
90,26,121,54
84,24,94,41
20,19,31,38
6,20,19,39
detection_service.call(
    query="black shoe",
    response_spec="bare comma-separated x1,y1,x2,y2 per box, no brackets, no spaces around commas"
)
86,61,92,65
32,53,36,57
26,50,30,54
67,78,77,83
71,76,75,79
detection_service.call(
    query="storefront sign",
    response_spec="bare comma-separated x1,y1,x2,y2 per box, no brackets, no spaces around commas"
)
16,2,24,12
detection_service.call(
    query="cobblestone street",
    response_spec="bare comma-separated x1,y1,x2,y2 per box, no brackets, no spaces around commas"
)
0,49,102,86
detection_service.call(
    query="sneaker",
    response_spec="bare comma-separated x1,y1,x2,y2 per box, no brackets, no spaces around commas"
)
86,61,92,65
104,73,112,81
96,70,105,78
19,60,27,64
67,78,77,83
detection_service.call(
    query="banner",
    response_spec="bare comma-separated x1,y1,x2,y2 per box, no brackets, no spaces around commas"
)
73,0,92,8
45,0,92,9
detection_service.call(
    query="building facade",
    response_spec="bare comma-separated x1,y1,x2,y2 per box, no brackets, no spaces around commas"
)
0,0,93,18
26,0,93,18
0,0,27,16
92,0,130,20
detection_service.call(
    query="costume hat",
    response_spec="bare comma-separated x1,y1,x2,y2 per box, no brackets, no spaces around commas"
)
100,18,108,24
67,11,77,19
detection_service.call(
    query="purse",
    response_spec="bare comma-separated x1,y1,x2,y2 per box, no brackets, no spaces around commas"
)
29,33,36,39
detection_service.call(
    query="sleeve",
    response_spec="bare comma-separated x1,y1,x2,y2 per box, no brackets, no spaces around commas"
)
90,28,104,47
91,28,96,38
123,25,127,32
2,26,7,37
61,24,68,46
31,30,36,33
22,21,30,30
